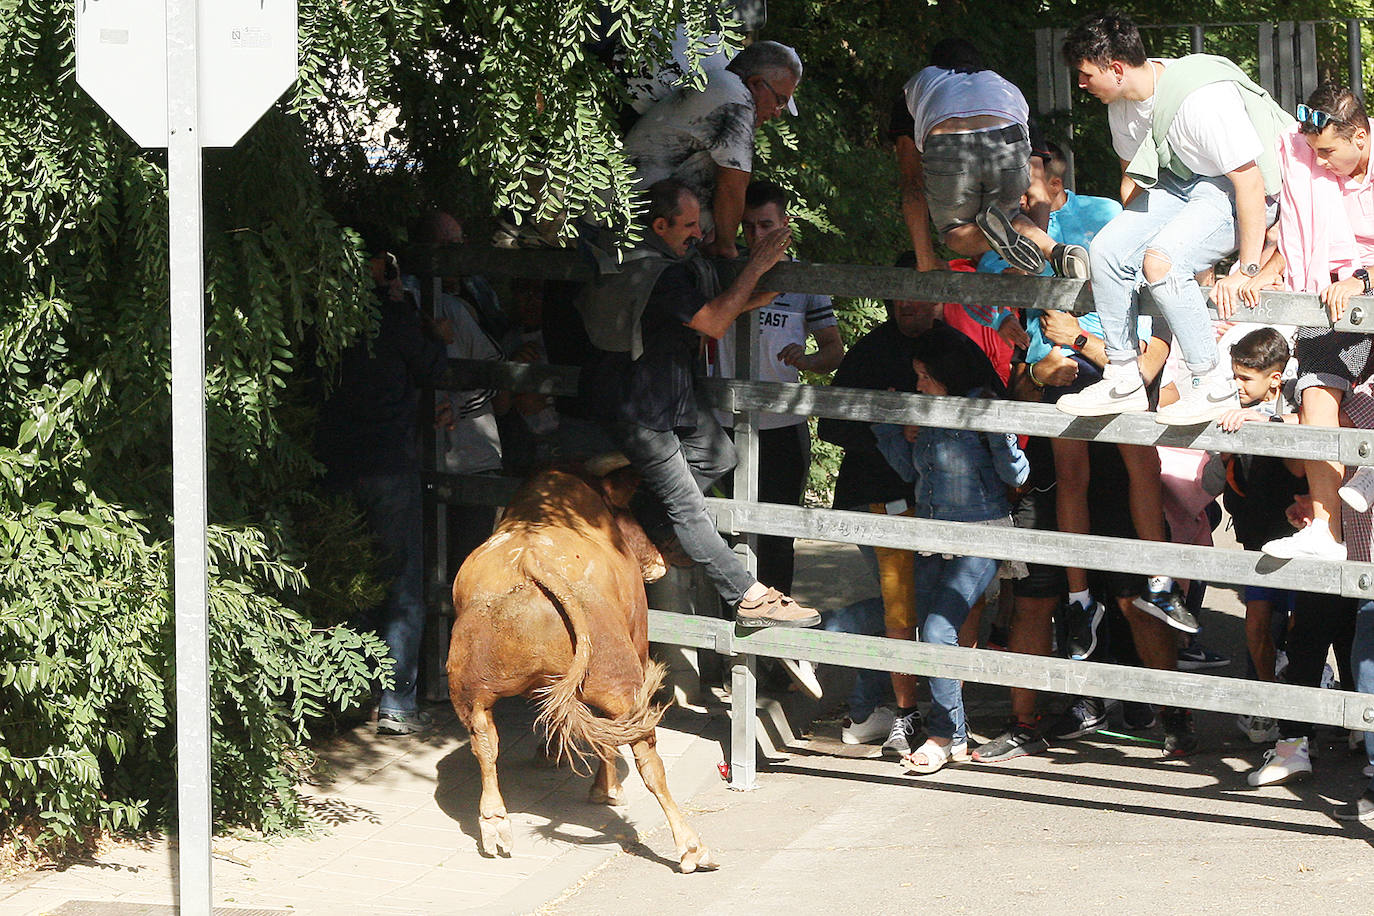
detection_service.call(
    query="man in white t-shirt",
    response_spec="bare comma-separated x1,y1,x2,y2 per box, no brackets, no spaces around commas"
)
709,181,843,593
1056,11,1290,427
624,41,802,259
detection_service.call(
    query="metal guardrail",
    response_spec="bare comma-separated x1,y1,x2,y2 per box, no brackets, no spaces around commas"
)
429,245,1374,332
420,246,1374,792
647,611,1374,733
437,359,1374,468
427,470,1374,600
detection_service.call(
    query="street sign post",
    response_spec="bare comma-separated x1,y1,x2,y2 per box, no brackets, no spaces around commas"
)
75,1,297,910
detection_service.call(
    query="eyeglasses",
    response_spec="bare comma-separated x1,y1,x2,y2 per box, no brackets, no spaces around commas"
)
1297,104,1339,130
759,78,792,112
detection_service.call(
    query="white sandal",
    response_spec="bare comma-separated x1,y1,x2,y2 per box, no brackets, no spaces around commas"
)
902,738,962,775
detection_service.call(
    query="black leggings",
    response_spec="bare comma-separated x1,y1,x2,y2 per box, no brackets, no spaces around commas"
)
1280,592,1357,739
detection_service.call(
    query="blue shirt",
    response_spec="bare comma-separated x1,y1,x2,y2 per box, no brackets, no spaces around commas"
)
974,191,1130,362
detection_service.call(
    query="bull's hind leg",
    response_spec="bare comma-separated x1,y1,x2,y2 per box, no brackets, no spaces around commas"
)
466,699,513,856
629,731,715,873
588,752,626,806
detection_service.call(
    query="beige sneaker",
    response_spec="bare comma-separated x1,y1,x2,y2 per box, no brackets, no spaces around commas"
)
735,587,821,628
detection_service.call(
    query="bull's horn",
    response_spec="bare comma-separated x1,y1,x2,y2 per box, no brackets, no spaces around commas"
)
584,451,631,477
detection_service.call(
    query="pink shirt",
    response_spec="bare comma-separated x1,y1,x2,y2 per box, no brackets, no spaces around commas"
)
1339,130,1374,265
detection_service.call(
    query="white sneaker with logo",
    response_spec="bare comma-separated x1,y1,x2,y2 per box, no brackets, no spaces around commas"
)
842,704,897,745
1236,713,1280,744
1247,736,1313,786
1261,522,1347,561
1055,362,1148,416
1155,371,1240,425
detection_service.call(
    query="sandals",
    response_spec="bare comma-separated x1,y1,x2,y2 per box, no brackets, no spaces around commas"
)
901,738,968,776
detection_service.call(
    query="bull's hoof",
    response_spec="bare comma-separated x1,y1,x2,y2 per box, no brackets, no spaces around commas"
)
677,837,716,874
588,784,626,806
479,814,514,857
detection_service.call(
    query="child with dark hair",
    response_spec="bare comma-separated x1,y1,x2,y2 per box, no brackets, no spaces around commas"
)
871,325,1029,775
1217,327,1302,747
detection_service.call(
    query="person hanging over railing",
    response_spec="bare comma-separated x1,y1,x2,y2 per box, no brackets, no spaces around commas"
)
871,324,1029,775
623,41,803,259
577,177,820,628
1054,10,1291,426
890,38,1088,278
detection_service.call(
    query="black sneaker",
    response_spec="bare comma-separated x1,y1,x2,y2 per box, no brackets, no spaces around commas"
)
975,205,1046,274
1063,598,1106,660
1132,584,1200,634
1333,789,1374,822
881,710,923,758
974,721,1047,762
1161,708,1198,757
1177,641,1230,671
1122,701,1158,730
1046,697,1108,740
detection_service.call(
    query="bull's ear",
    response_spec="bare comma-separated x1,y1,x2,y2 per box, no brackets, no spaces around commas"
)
598,467,641,509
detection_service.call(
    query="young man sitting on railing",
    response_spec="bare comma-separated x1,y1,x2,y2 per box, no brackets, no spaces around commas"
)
1055,10,1290,426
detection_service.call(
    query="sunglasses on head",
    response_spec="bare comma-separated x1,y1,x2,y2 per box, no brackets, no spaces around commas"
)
1297,104,1338,129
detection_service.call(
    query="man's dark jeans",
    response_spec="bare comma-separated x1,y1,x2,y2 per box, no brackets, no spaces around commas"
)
348,472,425,717
612,397,755,607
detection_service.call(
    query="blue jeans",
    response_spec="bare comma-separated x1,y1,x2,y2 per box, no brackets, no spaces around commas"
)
612,395,755,606
349,472,425,718
821,596,891,721
1089,173,1277,374
914,552,999,743
1354,601,1374,792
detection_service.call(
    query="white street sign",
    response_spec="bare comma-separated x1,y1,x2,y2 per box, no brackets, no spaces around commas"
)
76,0,297,148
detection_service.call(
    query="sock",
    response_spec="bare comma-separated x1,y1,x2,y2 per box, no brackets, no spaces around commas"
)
1069,588,1093,609
1148,576,1173,594
897,705,920,720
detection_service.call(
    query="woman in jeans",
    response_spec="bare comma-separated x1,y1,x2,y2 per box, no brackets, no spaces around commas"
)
874,325,1029,775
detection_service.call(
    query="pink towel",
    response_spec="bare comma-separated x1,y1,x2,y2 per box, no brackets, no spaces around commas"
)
1277,123,1359,292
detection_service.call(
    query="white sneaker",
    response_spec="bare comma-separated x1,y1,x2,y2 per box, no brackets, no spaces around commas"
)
1261,522,1347,561
1055,362,1148,416
780,658,823,700
1236,713,1280,744
1339,466,1374,513
1155,371,1240,425
842,704,897,745
1247,736,1313,786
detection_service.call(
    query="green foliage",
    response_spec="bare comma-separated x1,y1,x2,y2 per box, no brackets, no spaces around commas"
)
0,1,396,856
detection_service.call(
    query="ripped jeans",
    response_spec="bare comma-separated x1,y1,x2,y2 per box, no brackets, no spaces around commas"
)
1088,172,1278,374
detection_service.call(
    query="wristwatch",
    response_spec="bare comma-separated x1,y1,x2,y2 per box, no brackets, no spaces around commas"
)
1072,333,1088,350
1355,268,1371,295
1241,262,1261,277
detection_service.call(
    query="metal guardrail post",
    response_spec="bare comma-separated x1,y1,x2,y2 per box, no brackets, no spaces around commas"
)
728,310,761,791
1350,19,1366,100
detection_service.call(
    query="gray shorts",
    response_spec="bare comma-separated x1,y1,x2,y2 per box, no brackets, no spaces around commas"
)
1293,327,1374,395
922,124,1031,236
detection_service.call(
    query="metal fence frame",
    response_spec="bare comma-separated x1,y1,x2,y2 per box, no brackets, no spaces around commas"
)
420,247,1374,791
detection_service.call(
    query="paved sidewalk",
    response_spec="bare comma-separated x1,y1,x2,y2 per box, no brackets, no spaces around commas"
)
0,697,729,916
3,539,1372,915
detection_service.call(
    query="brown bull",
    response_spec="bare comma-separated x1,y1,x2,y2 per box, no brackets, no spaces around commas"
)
447,464,715,873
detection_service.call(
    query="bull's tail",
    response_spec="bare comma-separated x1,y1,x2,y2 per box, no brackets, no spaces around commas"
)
525,556,667,770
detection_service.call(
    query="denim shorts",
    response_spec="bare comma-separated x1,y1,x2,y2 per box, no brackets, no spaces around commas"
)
922,124,1030,236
